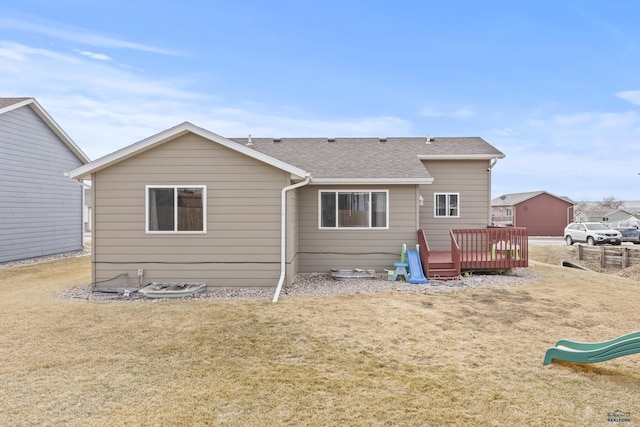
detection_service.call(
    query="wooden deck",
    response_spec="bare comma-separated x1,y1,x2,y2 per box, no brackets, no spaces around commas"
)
418,227,529,280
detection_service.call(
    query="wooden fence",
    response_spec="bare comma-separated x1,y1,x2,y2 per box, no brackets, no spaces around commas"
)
576,245,640,268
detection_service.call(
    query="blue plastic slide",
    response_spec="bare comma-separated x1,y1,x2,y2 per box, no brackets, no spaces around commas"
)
405,247,428,284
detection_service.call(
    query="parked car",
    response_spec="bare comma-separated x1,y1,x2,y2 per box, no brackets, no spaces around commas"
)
563,222,622,246
607,220,640,244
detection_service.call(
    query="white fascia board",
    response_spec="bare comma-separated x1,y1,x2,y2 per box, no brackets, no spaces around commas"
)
68,128,176,179
1,98,91,164
417,154,505,160
0,98,33,115
28,99,91,164
69,122,309,180
309,177,434,185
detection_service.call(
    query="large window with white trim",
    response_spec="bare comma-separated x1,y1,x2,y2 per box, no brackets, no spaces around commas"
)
146,186,206,233
319,190,388,229
434,193,459,218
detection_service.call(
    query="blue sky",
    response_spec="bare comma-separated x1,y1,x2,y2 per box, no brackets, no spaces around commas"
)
1,1,640,202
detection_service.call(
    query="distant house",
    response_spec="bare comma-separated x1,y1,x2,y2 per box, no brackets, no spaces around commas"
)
575,208,640,224
0,97,90,263
491,191,574,236
69,122,506,292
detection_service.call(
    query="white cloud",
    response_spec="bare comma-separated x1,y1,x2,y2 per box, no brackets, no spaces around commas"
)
0,42,197,100
615,90,640,106
596,111,639,127
418,105,476,119
76,50,112,61
0,41,76,62
452,106,476,118
490,108,640,201
490,127,518,136
0,16,181,55
0,39,413,159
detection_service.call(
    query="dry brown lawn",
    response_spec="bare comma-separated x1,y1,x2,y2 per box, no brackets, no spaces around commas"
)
1,249,640,426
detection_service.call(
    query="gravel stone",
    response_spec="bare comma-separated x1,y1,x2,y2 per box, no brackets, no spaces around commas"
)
57,268,541,302
5,248,541,302
0,248,91,269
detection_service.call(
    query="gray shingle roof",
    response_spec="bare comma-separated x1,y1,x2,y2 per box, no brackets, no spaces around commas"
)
230,136,504,181
492,191,574,206
0,97,31,110
69,121,504,183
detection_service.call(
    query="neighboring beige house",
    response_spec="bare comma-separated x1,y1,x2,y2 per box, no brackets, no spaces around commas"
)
69,122,504,293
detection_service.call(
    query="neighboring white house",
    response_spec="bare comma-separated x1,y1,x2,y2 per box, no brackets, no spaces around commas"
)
0,97,90,262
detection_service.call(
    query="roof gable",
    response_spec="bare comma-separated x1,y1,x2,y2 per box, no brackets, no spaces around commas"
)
0,97,31,109
69,122,309,180
0,97,90,164
492,191,574,206
604,209,639,221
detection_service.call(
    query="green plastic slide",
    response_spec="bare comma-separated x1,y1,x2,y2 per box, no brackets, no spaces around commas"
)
543,331,640,365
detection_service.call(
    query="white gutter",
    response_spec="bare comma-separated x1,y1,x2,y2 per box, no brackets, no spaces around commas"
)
417,154,505,160
272,175,311,302
309,177,434,185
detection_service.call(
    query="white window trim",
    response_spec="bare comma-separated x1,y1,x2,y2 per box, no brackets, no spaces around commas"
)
434,192,460,218
318,189,389,230
145,185,207,234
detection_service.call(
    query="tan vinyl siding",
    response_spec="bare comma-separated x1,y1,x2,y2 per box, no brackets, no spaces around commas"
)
92,133,289,288
419,160,492,250
285,189,298,286
297,185,419,273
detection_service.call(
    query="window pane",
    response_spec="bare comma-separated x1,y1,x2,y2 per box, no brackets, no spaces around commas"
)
449,194,458,216
321,193,336,227
371,192,387,227
338,192,369,227
435,194,447,216
149,188,174,231
177,188,203,231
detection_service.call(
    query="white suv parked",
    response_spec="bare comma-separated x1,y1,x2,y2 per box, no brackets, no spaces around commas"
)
564,222,622,246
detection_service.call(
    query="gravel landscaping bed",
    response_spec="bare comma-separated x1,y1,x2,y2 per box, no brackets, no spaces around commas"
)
58,268,541,302
3,247,541,302
0,248,91,269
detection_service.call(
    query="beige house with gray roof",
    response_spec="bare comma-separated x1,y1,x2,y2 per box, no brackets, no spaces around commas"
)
69,122,504,298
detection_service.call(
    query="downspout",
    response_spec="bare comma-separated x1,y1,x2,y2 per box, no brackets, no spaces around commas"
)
488,157,499,225
272,174,311,303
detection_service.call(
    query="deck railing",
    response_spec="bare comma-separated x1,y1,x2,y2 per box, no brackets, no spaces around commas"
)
417,229,431,278
449,229,461,274
451,227,528,270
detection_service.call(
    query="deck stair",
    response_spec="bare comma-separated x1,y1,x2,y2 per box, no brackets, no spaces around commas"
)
426,251,460,280
418,229,461,280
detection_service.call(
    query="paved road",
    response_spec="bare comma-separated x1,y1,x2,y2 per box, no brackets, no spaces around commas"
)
528,237,565,245
528,237,636,246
